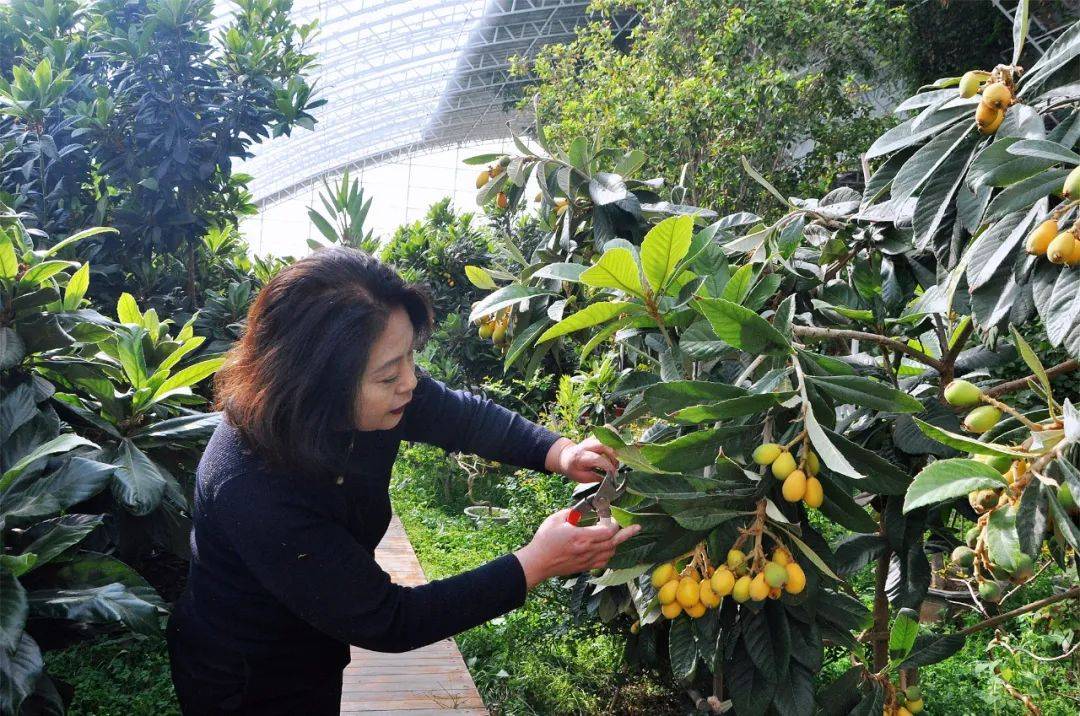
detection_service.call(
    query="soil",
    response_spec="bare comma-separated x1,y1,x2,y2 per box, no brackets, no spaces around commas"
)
134,551,190,605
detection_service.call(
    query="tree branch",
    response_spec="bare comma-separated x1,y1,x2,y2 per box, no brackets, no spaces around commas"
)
984,360,1080,398
959,586,1080,637
792,325,945,372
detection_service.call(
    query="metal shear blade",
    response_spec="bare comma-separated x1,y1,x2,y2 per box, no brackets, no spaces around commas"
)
567,469,625,527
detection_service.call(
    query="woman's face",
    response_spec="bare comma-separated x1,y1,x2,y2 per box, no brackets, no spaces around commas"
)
354,307,418,431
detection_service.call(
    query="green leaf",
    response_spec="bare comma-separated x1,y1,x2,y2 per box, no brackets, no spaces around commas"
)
696,297,791,356
19,515,103,571
968,136,1053,188
626,472,722,500
0,553,36,578
587,564,650,587
912,418,1035,458
823,429,912,494
6,457,114,519
27,583,161,638
668,616,697,683
900,633,966,669
640,215,693,293
805,407,862,480
639,428,734,472
891,121,973,204
0,433,97,489
667,502,744,531
1019,21,1080,96
671,394,795,424
0,238,17,279
0,628,42,716
157,336,206,373
530,262,587,282
130,413,221,442
984,168,1069,222
1032,261,1080,354
986,506,1022,573
866,107,971,159
721,263,755,304
777,525,841,580
590,427,666,474
727,644,775,716
0,327,25,370
116,293,142,325
1006,138,1080,165
304,210,336,244
1047,492,1080,550
643,380,748,416
114,326,149,390
904,459,1007,512
109,439,167,516
1009,326,1053,416
580,247,645,298
536,301,634,343
819,479,879,534
833,534,886,575
21,260,76,286
62,263,90,311
740,156,790,207
462,152,505,165
0,570,27,654
889,608,920,659
504,319,548,372
151,357,225,403
468,284,552,323
912,133,978,248
1012,0,1031,65
464,265,497,290
805,375,923,413
43,227,116,258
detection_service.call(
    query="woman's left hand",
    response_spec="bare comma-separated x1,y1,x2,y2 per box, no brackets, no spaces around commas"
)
547,437,619,483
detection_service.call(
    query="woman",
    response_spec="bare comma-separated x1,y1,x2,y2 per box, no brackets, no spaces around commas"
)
166,246,640,714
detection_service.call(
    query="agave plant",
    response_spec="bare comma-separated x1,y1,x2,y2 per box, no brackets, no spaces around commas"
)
306,168,378,253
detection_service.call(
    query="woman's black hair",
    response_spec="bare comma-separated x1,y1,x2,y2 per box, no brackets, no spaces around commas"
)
214,246,433,479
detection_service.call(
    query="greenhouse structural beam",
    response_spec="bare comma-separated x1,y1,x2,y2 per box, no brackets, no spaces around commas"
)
229,0,637,208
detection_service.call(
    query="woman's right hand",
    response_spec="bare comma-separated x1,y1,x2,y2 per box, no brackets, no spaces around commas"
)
513,508,642,590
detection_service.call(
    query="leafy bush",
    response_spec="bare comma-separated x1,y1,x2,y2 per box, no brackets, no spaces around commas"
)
519,0,913,212
466,9,1080,713
0,0,320,308
380,198,508,387
2,212,205,714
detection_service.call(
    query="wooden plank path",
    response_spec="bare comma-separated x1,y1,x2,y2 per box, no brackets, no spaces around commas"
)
341,515,489,715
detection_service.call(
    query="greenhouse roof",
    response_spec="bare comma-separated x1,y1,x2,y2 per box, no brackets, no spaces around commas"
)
218,0,635,207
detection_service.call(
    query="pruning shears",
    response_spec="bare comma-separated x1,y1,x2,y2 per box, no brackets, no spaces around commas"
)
566,468,625,529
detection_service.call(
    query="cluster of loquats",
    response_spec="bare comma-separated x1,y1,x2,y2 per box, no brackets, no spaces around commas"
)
958,68,1015,136
475,156,511,210
939,378,1076,603
651,544,806,621
884,684,926,716
472,306,511,347
1025,166,1080,267
752,442,823,508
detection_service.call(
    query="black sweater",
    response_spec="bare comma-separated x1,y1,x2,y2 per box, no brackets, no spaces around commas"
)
171,374,561,668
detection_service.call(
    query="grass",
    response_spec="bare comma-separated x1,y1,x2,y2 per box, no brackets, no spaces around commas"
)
390,444,682,715
43,634,179,716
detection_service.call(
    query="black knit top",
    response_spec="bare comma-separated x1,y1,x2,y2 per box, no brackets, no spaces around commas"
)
170,374,561,669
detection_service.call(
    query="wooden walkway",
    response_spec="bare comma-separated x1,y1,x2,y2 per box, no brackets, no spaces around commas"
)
341,516,488,715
